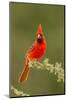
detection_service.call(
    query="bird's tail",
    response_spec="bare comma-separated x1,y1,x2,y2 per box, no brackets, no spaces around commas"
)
18,58,30,82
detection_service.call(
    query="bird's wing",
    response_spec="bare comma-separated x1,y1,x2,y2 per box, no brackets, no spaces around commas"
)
25,41,37,57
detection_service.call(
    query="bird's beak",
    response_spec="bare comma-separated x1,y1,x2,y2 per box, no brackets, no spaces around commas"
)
37,34,41,38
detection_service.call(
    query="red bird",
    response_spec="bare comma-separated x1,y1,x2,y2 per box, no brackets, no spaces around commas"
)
18,24,47,82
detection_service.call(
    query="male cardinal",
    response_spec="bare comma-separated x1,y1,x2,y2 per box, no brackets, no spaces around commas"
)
18,24,47,82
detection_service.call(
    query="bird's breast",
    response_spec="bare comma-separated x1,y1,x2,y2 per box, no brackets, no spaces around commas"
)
30,43,46,60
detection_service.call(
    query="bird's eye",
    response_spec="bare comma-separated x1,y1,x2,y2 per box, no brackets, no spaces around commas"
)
40,34,42,37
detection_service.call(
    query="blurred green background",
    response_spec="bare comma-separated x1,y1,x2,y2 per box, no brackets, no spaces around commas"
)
9,2,65,97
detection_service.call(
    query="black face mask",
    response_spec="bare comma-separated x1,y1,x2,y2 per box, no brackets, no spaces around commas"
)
37,38,43,43
37,34,43,43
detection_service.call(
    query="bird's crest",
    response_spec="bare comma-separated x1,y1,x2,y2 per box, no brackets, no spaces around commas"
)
37,24,43,35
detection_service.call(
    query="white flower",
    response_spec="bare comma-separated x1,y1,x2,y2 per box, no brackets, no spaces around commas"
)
11,86,30,96
29,58,64,83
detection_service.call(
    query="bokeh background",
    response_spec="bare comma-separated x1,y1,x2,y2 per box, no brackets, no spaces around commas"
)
9,2,65,97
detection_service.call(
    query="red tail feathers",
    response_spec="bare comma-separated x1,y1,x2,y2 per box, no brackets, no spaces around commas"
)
18,59,30,82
